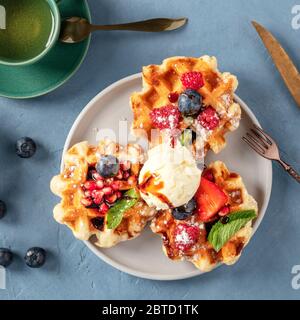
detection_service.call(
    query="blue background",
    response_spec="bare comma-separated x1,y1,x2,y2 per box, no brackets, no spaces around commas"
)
0,0,300,300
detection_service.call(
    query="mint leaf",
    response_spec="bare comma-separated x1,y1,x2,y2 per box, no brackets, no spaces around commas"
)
207,210,257,252
106,188,140,230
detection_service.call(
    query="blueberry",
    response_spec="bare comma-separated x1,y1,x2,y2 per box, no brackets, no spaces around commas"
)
0,200,6,219
16,137,36,158
172,198,197,220
0,248,13,267
178,89,203,117
96,155,119,178
24,247,46,268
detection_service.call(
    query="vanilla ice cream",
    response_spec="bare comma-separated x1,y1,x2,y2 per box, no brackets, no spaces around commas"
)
138,143,202,210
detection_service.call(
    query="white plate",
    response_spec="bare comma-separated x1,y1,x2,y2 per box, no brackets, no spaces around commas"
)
63,73,272,280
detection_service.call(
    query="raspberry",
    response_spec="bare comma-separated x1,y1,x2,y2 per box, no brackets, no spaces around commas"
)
181,72,204,90
150,105,180,130
174,224,200,251
197,106,220,130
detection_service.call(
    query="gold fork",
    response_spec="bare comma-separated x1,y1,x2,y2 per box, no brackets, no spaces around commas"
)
243,124,300,183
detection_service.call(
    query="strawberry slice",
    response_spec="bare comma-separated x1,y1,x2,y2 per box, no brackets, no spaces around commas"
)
195,177,228,222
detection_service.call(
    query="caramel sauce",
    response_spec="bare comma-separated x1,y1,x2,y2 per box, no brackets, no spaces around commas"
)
139,172,173,208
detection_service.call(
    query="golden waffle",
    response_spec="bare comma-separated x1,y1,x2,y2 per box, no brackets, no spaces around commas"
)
50,140,156,248
150,161,258,272
131,56,241,156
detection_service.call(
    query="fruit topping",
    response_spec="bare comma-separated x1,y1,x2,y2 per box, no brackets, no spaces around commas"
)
24,247,46,268
197,106,220,130
81,159,138,215
149,105,181,130
220,216,230,224
99,203,109,215
178,89,203,117
172,198,197,220
202,169,215,182
168,92,179,103
91,190,104,205
0,248,13,267
219,205,230,216
181,71,204,90
195,177,228,222
16,137,37,158
174,224,200,251
0,200,7,219
96,155,120,178
83,180,98,191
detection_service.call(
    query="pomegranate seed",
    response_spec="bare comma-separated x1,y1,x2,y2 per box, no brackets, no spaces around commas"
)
103,187,113,195
92,190,104,205
202,170,214,182
81,197,93,207
120,161,131,171
99,203,109,214
92,171,103,180
219,205,230,216
96,180,104,189
111,181,120,191
128,176,137,185
104,178,114,185
84,181,97,191
123,172,130,179
84,190,92,198
168,92,179,103
105,193,118,204
116,191,122,198
116,170,123,180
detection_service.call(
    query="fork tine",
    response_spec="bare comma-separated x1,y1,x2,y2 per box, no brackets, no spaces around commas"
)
252,124,273,145
242,136,266,155
250,129,270,149
246,133,268,152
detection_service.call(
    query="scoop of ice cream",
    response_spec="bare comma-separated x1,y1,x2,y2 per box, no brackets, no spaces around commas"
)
138,143,202,210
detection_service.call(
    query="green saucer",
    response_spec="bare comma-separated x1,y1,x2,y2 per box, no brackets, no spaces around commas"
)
0,0,91,99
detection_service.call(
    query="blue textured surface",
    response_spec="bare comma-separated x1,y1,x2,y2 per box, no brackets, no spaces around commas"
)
0,0,300,300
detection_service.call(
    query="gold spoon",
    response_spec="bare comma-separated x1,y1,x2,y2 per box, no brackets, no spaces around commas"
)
59,17,188,43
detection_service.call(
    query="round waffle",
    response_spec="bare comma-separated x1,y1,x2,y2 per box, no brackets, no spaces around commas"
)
50,140,156,248
130,56,241,156
150,161,258,272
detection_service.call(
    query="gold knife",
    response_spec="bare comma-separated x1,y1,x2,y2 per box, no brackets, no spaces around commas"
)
252,21,300,107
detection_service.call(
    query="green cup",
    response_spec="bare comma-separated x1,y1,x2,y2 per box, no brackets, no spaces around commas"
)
0,0,61,66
